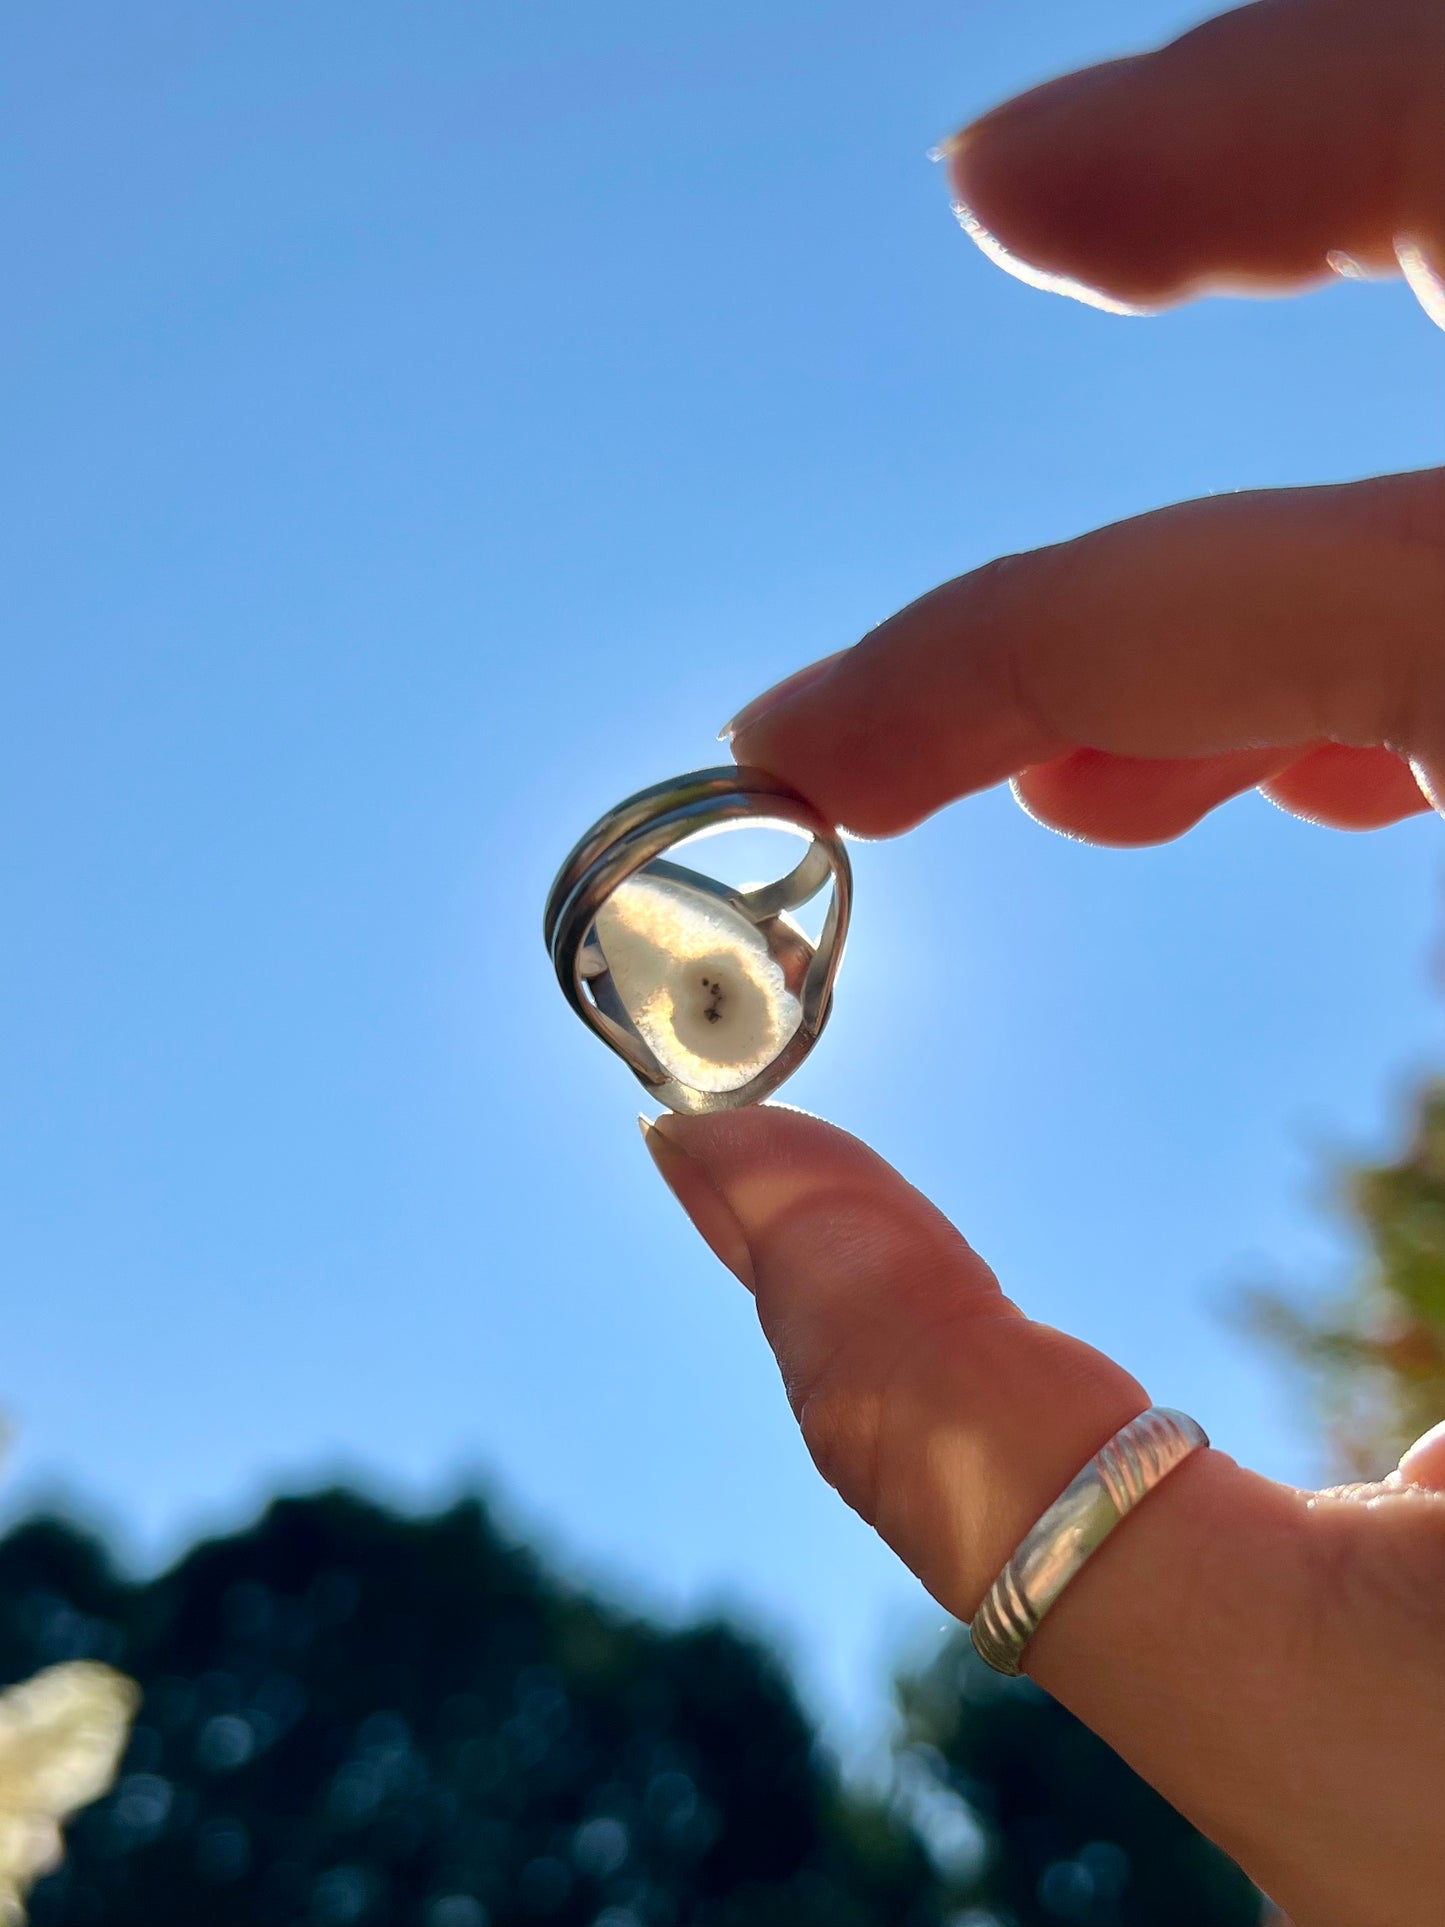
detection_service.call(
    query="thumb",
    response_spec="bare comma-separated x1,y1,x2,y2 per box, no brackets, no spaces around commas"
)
643,1106,1445,1927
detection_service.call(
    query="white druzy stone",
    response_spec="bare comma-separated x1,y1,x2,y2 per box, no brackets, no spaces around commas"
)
595,870,802,1093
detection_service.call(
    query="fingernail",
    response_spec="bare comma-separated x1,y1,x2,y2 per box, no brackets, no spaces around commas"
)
1397,237,1445,333
926,128,969,165
639,1115,756,1290
719,649,848,744
1393,1417,1445,1491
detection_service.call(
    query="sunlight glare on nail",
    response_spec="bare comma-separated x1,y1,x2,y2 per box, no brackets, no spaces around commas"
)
1397,237,1445,332
950,201,1146,317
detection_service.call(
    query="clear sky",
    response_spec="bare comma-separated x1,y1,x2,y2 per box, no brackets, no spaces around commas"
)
4,0,1443,1758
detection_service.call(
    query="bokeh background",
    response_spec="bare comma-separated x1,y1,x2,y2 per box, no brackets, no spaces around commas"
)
3,0,1442,1861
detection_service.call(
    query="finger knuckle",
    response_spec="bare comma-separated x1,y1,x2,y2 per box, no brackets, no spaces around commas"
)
959,546,1080,750
1371,469,1445,751
795,1371,886,1523
1302,1489,1445,1660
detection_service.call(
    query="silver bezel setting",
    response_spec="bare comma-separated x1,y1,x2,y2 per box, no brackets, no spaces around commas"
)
544,766,852,1114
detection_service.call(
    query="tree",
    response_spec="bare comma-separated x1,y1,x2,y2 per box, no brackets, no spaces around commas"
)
0,1480,1269,1927
1237,1079,1445,1478
0,1490,944,1927
894,1637,1261,1927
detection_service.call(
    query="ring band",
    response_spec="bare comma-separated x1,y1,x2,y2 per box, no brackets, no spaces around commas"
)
970,1406,1209,1677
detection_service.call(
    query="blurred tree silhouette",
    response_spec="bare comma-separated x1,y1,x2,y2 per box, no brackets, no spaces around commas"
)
1237,1079,1445,1477
895,1637,1261,1927
0,1482,1267,1927
3,1489,942,1927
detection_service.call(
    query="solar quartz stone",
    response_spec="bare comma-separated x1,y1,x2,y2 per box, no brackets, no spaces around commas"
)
593,868,805,1096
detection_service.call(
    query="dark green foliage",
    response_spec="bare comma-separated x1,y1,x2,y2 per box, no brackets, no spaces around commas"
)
896,1637,1262,1927
1238,1079,1445,1475
0,1489,1266,1926
0,1490,941,1927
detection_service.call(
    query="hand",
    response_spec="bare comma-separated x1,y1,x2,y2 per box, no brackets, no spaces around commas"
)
643,4,1445,1925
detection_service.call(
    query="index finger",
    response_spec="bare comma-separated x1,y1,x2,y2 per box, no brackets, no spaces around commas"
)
944,0,1445,317
726,470,1445,837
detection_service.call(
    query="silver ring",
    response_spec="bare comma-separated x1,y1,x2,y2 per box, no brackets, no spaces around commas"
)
544,765,852,1115
970,1406,1209,1677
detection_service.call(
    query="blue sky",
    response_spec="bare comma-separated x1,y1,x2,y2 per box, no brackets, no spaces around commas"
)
3,0,1443,1755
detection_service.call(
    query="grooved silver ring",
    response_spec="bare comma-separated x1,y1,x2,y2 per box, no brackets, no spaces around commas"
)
970,1406,1209,1677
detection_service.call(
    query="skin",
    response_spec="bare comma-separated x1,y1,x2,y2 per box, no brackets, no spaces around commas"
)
639,4,1445,1923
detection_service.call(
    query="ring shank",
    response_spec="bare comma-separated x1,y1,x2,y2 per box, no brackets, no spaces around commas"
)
970,1406,1209,1677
